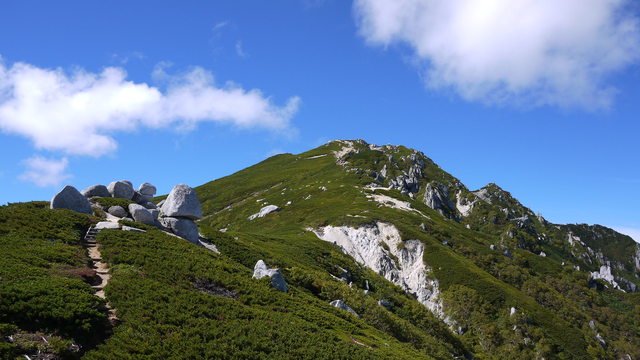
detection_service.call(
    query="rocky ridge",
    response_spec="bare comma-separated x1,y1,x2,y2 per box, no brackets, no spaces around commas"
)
51,180,204,245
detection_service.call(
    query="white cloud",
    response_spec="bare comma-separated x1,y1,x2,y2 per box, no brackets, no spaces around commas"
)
613,227,640,243
354,0,640,109
0,59,300,157
19,156,71,187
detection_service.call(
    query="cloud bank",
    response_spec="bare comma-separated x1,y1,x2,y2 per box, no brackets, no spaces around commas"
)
18,156,71,188
354,0,640,109
0,60,300,157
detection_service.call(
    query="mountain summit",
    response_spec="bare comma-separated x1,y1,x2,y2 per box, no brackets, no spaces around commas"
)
1,139,638,359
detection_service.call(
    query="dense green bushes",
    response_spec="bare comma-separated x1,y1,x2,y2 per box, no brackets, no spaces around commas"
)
0,202,109,358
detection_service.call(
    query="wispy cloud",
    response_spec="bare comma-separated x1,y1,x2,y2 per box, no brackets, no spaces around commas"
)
354,0,640,109
212,21,229,32
235,41,249,58
110,51,145,65
18,156,71,187
0,59,300,157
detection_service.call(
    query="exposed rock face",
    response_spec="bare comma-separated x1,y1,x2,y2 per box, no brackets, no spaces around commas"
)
160,184,202,220
248,205,280,220
252,260,288,292
108,180,134,200
81,184,110,198
455,192,475,217
329,300,359,317
108,205,127,218
590,264,621,290
51,186,93,214
159,217,199,243
128,204,155,226
312,222,445,320
423,183,453,216
138,182,157,196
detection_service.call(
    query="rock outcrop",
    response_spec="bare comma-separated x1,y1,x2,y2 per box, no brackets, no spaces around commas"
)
160,184,202,220
252,260,288,292
248,205,280,220
312,222,446,320
108,180,135,200
51,186,93,214
81,184,110,198
329,300,359,317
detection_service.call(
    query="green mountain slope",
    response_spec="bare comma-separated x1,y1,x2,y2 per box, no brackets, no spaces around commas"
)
195,140,640,359
1,139,639,359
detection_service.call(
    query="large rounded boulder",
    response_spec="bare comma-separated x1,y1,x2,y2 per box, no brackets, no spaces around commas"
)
138,182,157,196
51,186,93,214
81,184,110,198
159,217,199,243
160,184,202,220
108,180,134,200
128,204,155,226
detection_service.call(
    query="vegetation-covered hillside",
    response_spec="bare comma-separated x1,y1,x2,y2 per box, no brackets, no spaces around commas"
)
1,140,639,359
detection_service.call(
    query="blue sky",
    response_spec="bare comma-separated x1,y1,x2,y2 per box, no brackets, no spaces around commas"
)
1,0,639,241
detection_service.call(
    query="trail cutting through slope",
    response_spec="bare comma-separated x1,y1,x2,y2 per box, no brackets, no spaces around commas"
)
83,220,118,324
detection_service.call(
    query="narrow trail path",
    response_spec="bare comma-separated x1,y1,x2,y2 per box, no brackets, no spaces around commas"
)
83,224,118,324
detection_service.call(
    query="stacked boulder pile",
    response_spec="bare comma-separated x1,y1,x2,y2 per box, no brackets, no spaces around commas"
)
50,180,202,244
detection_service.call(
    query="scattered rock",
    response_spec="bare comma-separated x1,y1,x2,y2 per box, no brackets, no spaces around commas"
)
159,217,199,243
252,260,288,292
539,251,547,257
330,300,359,317
50,186,93,214
108,206,127,218
122,226,146,232
160,184,202,220
128,204,155,226
95,221,121,230
504,248,513,259
138,182,157,196
248,205,280,220
81,184,110,198
489,244,497,250
378,299,391,309
510,307,517,316
108,180,134,200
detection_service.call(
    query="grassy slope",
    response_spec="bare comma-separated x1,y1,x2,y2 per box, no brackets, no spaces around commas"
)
0,202,108,358
84,226,449,359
